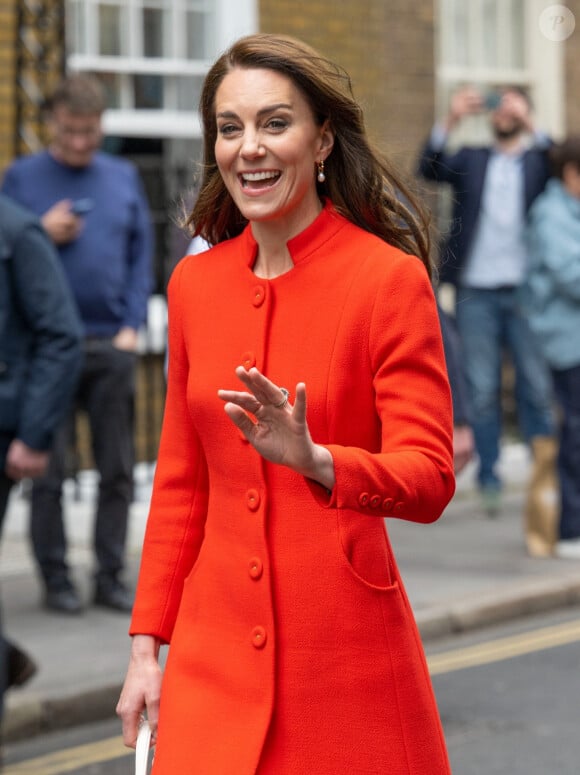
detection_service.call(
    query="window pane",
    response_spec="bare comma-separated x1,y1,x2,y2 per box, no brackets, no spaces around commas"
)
176,75,204,110
98,3,123,56
186,11,210,58
143,7,166,58
440,1,528,71
509,0,525,68
100,72,122,108
482,0,498,68
452,0,469,67
134,74,164,109
67,0,86,55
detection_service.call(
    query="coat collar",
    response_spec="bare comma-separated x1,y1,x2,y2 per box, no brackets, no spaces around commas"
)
238,199,346,271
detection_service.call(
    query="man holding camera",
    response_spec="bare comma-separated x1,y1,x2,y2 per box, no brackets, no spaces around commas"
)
417,87,556,547
1,74,153,612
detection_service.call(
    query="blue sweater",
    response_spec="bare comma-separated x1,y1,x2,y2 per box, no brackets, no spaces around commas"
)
1,151,153,337
523,178,580,370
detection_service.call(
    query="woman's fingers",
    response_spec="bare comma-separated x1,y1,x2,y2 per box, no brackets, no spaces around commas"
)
234,366,292,408
117,702,159,749
219,367,296,414
116,703,142,748
292,383,307,424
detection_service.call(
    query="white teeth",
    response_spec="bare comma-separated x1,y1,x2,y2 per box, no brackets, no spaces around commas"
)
241,171,279,182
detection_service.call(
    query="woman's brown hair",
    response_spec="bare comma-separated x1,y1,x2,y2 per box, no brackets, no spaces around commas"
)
188,33,433,277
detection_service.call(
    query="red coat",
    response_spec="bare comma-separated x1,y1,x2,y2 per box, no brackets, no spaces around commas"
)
131,202,455,774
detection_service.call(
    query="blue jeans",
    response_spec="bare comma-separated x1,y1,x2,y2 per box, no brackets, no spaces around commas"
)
552,364,580,540
455,286,555,490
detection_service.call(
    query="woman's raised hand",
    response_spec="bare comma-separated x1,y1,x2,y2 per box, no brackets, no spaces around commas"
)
218,366,335,491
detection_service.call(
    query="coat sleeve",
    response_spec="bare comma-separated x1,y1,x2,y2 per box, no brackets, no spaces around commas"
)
11,219,83,451
417,132,467,184
130,259,209,643
120,165,154,330
317,256,456,523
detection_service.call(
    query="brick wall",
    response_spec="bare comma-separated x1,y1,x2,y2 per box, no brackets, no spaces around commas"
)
259,0,436,176
0,0,17,171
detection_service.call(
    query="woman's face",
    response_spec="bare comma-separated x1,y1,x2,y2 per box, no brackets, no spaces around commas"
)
214,67,333,232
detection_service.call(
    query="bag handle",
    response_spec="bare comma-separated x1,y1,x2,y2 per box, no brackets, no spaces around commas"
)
135,720,153,775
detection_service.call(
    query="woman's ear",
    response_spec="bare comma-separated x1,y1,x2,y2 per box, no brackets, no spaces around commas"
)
318,120,335,160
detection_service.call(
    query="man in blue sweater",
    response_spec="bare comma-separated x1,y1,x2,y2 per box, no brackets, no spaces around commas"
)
1,74,153,613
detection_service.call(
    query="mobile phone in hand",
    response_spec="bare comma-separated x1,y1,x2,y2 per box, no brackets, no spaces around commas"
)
70,198,94,216
484,91,502,111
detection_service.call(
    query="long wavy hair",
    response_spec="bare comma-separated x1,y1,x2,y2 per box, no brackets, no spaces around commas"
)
187,33,433,277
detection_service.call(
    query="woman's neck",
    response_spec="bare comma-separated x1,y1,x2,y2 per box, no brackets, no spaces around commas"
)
251,228,294,279
250,197,324,279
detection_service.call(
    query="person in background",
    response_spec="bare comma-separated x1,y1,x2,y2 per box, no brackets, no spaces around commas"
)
523,136,580,559
438,306,475,475
0,193,82,725
116,33,455,774
1,74,153,614
417,85,556,525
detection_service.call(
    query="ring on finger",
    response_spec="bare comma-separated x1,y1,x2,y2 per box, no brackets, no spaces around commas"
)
273,387,290,409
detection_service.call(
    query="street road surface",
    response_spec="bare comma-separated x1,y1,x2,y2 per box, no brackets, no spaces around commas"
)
3,606,580,774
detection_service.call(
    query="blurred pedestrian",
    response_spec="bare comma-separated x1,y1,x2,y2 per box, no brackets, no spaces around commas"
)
418,85,556,520
1,74,153,613
0,193,82,723
524,136,580,559
117,33,455,774
438,306,475,475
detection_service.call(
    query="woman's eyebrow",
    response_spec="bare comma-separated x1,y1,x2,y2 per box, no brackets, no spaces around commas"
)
216,103,293,120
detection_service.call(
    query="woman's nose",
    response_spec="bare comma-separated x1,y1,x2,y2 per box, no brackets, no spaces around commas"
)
240,131,265,158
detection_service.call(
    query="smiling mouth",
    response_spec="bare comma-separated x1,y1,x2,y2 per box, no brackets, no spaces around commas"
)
240,171,281,189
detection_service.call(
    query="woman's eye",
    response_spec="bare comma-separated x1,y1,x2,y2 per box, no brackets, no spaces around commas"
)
218,123,239,136
266,118,288,131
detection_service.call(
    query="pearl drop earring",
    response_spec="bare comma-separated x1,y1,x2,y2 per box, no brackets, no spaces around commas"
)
317,160,326,183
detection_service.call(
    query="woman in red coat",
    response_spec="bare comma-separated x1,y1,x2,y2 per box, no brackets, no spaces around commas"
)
118,33,456,774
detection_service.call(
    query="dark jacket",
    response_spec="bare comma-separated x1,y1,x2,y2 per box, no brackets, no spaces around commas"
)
0,194,83,467
418,139,551,285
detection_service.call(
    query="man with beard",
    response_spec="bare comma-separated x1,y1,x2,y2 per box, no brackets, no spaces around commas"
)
418,87,556,533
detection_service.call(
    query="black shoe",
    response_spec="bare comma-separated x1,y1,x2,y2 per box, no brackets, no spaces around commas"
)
44,585,83,615
94,578,134,613
6,642,37,688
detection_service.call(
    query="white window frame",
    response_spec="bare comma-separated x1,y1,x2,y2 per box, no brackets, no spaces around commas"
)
66,0,258,138
436,0,565,141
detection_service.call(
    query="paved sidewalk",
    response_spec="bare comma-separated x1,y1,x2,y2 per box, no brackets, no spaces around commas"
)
1,444,580,742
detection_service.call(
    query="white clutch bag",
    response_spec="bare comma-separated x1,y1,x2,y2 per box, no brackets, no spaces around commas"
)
135,720,153,775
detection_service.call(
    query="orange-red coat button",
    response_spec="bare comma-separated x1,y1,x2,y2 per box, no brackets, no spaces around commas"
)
370,495,381,509
251,626,267,649
394,501,404,513
248,557,263,579
358,492,370,507
252,286,265,307
246,489,260,511
241,351,256,370
382,498,394,511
